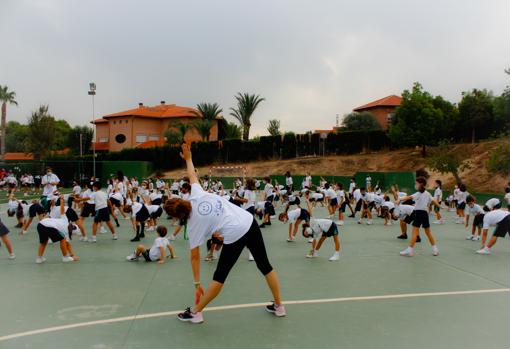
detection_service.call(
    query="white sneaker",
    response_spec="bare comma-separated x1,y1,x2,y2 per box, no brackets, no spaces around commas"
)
366,220,373,225
433,220,443,225
99,226,107,234
147,226,155,232
466,235,474,240
306,250,318,258
308,238,314,243
126,253,139,261
329,252,340,261
472,236,481,241
35,256,46,264
112,234,119,240
286,238,294,242
21,230,27,235
385,222,392,226
399,247,414,257
62,256,74,263
337,220,344,226
79,236,88,242
476,247,491,255
432,246,440,256
168,234,176,241
89,236,97,243
8,253,16,260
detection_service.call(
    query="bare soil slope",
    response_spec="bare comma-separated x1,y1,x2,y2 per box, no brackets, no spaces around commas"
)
163,139,509,193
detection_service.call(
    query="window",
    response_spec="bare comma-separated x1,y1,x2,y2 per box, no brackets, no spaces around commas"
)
387,113,396,123
113,121,116,125
148,135,160,141
98,137,108,143
115,134,126,144
136,134,147,143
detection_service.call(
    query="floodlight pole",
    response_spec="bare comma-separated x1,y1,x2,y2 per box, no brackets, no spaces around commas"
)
88,83,97,178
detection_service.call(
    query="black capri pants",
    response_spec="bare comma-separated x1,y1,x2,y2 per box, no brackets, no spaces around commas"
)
213,219,273,284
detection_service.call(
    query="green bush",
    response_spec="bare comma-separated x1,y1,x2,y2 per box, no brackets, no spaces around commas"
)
487,144,510,175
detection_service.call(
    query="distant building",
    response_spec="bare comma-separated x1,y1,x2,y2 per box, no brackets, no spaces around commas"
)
352,95,402,130
92,101,221,152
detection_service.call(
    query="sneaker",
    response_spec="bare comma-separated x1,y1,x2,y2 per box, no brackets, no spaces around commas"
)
99,226,107,234
308,238,314,243
306,250,318,258
89,236,97,243
337,220,344,226
266,302,286,317
112,234,119,240
476,247,491,255
147,226,155,232
433,220,443,225
126,253,139,261
8,253,16,260
21,230,27,235
466,235,474,240
168,234,176,241
384,222,392,226
329,252,340,261
432,246,440,256
472,236,481,241
79,236,88,242
400,247,414,257
35,256,46,264
130,236,140,242
62,256,74,263
366,220,373,225
286,238,294,242
397,234,408,240
177,307,204,324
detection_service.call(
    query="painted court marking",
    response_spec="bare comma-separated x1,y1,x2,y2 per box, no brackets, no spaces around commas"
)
1,288,510,342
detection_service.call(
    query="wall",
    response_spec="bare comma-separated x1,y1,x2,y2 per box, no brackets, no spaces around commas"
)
365,106,397,130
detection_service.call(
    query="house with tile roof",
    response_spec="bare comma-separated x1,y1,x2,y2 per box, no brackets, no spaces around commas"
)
92,101,221,152
352,95,402,130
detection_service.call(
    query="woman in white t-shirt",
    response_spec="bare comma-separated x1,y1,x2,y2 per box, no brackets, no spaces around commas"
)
397,177,440,257
163,143,285,324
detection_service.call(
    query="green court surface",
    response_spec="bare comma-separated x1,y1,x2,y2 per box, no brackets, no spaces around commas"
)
1,204,510,349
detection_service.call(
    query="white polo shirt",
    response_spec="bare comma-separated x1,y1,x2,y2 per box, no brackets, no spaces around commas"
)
411,191,433,211
483,210,510,229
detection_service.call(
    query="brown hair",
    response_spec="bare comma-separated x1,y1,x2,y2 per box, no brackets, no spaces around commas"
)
164,198,192,221
416,176,427,193
245,178,256,191
156,225,168,237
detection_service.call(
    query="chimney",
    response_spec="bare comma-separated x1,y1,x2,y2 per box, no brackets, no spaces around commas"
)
160,100,166,105
138,102,143,107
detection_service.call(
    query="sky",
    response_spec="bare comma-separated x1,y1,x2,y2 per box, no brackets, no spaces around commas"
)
1,0,509,136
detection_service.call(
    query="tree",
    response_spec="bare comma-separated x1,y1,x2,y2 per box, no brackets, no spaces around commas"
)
487,144,510,175
193,119,214,141
493,90,510,133
458,89,494,143
224,122,242,140
388,82,456,156
230,93,265,141
5,121,28,152
168,122,191,142
164,129,183,146
341,111,381,131
53,119,72,150
26,105,56,159
267,119,281,136
192,102,222,121
67,125,93,155
426,140,471,184
0,85,18,158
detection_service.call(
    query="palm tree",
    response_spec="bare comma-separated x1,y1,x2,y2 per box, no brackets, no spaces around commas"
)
193,119,214,141
0,86,18,159
230,93,265,141
168,122,191,142
192,102,223,121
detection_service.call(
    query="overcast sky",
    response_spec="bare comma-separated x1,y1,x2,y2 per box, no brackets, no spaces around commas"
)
1,0,509,136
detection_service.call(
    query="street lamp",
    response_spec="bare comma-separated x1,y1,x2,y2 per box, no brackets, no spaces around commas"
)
88,82,96,178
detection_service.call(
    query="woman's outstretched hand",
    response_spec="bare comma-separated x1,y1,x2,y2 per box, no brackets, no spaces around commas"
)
180,143,192,161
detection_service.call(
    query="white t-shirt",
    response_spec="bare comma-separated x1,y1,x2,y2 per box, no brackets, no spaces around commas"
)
82,189,94,205
336,190,345,202
395,204,414,219
324,188,336,199
311,192,323,200
482,210,510,229
131,202,143,218
457,191,469,204
287,208,302,224
92,191,108,210
40,216,68,236
264,183,274,197
72,185,81,195
147,205,160,214
348,182,356,194
411,191,433,211
434,188,443,202
186,183,253,249
41,173,59,197
309,218,333,238
285,177,293,186
504,193,510,205
353,189,362,201
303,176,312,188
50,205,70,219
242,190,256,210
466,204,483,216
149,237,170,261
383,201,395,210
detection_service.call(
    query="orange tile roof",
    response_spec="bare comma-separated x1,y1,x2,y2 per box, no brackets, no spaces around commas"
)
103,103,198,119
136,140,166,149
353,95,402,111
92,118,108,124
4,152,34,161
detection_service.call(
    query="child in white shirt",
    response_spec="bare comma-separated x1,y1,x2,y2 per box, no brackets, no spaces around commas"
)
127,226,175,263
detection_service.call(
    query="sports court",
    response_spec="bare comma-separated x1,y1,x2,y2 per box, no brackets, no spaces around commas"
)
2,203,509,349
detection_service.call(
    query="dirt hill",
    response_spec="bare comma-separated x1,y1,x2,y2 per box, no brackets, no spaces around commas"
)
163,139,509,194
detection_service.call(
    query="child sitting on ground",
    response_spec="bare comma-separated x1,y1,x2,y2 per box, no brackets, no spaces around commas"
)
126,226,175,263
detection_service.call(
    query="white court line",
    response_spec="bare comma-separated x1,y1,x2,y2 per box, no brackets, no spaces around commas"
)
1,288,510,342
